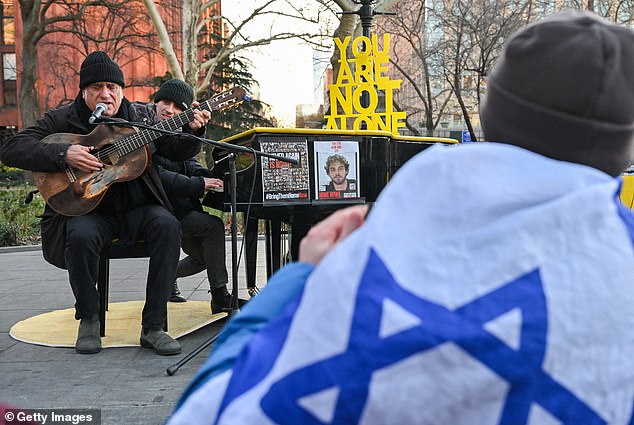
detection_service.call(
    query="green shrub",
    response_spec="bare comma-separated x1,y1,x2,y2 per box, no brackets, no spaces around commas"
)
0,184,46,246
0,164,26,186
0,221,18,246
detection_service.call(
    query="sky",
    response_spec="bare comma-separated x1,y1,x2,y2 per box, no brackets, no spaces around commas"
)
223,1,335,126
247,40,318,126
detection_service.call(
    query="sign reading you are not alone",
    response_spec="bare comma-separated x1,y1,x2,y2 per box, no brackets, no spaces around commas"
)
325,34,406,135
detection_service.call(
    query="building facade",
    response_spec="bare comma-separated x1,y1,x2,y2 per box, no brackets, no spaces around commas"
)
0,0,221,140
0,0,16,139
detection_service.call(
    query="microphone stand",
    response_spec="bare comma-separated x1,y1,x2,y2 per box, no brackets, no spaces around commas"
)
96,118,298,375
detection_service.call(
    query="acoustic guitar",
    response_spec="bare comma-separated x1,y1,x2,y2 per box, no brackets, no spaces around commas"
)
33,86,247,216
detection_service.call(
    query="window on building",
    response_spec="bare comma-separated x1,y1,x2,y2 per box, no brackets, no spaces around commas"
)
4,52,15,79
0,1,14,46
3,52,16,105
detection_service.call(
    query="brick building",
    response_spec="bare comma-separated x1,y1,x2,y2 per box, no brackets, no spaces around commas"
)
0,0,221,139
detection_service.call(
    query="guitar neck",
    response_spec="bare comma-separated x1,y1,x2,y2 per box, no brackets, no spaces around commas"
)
111,88,244,158
154,99,214,133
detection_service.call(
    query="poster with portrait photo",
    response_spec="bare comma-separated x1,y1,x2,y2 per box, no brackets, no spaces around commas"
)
314,140,360,201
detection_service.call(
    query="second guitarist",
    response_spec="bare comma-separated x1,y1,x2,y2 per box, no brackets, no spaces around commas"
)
0,51,211,356
147,79,233,313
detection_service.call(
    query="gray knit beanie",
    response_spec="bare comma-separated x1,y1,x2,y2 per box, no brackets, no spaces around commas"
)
154,79,195,111
481,10,634,176
79,51,125,89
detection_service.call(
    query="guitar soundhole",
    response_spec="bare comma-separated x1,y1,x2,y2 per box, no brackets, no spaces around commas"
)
94,145,119,166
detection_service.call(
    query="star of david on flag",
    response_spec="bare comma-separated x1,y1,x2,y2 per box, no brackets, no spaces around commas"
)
214,249,607,425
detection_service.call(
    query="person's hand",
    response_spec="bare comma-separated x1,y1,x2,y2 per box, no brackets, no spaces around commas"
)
65,144,102,172
203,177,224,192
188,101,211,131
299,204,368,265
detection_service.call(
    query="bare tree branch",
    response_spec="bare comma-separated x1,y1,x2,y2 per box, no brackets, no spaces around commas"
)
143,0,335,104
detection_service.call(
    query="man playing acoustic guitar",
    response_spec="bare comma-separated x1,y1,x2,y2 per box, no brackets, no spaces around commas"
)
0,51,211,356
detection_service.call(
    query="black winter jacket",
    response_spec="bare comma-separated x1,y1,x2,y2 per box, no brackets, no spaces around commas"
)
156,156,215,219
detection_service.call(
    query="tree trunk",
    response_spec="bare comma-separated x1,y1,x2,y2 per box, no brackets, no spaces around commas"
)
457,94,477,141
20,40,39,128
18,0,40,128
182,0,199,85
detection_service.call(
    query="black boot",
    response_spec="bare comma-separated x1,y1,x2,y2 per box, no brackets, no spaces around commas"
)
75,314,101,354
210,286,250,314
169,280,186,303
210,286,231,314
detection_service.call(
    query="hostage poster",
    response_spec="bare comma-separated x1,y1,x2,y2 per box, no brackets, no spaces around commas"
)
314,140,360,200
259,138,310,205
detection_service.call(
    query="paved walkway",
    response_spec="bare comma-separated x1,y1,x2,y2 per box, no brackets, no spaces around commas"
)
0,238,270,425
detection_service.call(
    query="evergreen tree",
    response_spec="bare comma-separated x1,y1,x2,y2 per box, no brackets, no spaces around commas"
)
198,51,275,169
204,55,274,141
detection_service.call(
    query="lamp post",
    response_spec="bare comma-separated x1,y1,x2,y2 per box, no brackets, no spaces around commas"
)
344,0,378,110
342,0,395,123
357,0,375,40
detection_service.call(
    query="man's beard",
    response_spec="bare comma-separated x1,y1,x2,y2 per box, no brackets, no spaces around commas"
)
331,176,347,185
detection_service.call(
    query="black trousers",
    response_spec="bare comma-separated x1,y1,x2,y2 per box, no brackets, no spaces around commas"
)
177,210,228,289
64,205,181,330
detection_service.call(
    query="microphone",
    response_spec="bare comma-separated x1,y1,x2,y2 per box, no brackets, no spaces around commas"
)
89,103,108,124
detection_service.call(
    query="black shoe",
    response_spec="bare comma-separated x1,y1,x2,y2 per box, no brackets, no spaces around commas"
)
75,314,101,354
169,281,186,303
210,286,231,314
210,286,249,314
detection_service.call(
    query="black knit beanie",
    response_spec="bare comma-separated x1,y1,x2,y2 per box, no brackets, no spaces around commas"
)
154,79,195,111
79,51,125,89
480,10,634,176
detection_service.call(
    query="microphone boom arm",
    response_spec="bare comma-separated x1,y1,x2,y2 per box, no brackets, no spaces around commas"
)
96,117,299,165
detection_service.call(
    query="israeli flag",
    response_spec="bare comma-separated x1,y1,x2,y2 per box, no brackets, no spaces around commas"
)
170,143,634,425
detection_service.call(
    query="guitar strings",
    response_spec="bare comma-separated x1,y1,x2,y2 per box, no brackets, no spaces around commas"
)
88,88,240,164
94,106,202,163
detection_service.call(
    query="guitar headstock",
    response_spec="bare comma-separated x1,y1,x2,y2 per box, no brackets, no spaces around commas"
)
205,86,251,113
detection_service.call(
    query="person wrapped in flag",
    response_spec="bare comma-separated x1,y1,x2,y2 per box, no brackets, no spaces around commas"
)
168,9,634,425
